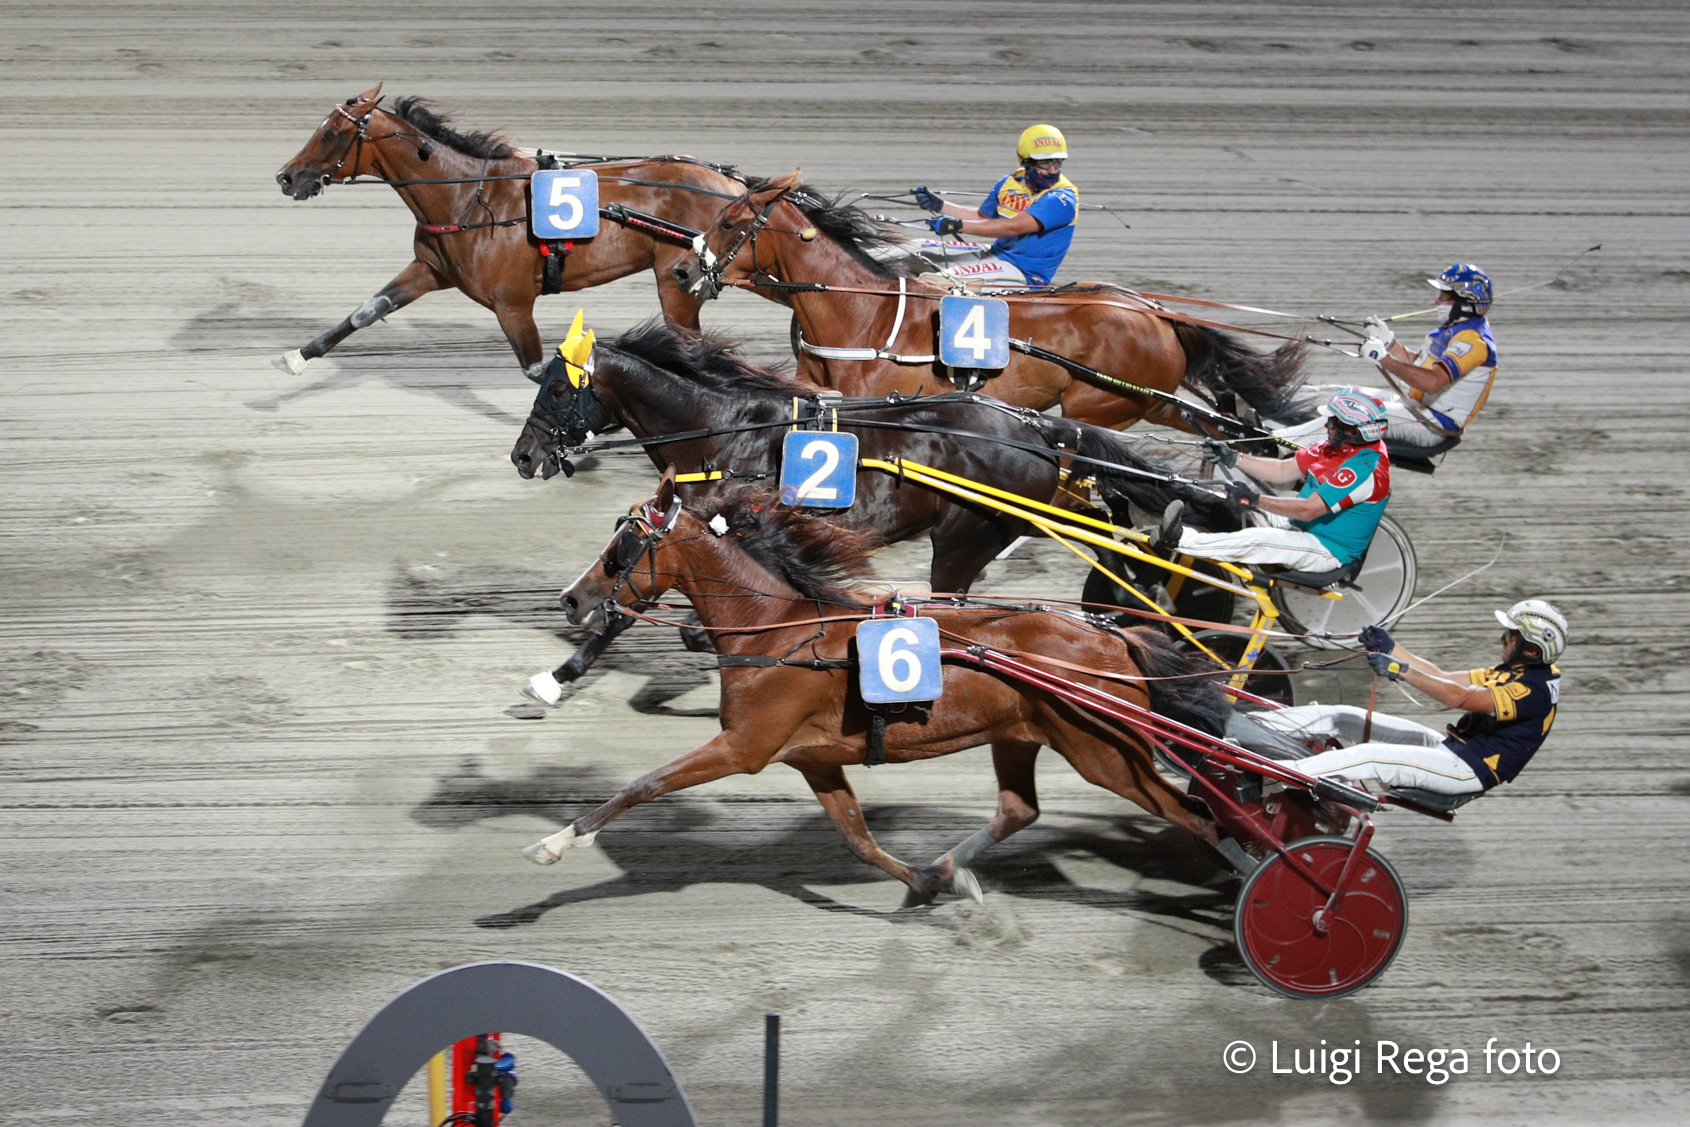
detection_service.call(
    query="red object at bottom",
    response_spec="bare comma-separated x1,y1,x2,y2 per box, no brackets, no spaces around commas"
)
1234,837,1407,998
451,1034,502,1125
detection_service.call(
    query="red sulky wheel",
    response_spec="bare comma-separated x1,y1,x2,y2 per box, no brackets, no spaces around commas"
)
1233,835,1407,998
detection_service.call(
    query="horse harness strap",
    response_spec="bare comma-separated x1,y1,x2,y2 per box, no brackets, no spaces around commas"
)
796,276,939,365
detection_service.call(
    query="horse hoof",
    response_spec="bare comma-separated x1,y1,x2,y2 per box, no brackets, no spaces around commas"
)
521,825,598,865
949,867,984,904
520,840,561,865
273,349,307,376
523,670,564,706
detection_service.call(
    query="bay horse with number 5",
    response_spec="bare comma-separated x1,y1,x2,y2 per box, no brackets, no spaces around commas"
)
672,172,1313,432
521,469,1229,904
273,84,752,381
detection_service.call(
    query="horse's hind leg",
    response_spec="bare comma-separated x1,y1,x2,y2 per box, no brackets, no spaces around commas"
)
1046,717,1219,845
908,740,1042,906
276,260,441,375
791,760,926,894
522,730,774,864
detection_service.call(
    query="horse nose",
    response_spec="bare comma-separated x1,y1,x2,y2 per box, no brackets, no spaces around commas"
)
671,262,694,286
511,447,534,478
276,171,291,190
561,592,581,620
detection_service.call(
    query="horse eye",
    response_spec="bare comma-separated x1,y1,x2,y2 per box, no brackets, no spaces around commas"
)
720,219,735,231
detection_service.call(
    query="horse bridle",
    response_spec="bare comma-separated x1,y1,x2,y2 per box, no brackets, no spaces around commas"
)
601,496,685,610
321,101,409,185
685,185,794,299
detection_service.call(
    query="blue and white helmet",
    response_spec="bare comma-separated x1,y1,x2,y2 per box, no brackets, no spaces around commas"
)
1428,263,1493,315
1495,599,1568,663
1322,388,1388,442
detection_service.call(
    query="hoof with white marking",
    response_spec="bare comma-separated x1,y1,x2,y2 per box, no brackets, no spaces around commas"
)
521,824,598,865
949,867,984,904
273,349,308,376
523,670,564,706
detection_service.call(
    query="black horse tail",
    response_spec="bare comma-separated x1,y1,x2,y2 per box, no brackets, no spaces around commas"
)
1173,321,1318,424
1057,421,1242,533
1119,627,1231,737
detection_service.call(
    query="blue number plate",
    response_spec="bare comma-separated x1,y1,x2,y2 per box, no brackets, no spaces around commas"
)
857,616,944,704
779,431,857,508
531,170,601,238
938,295,1010,369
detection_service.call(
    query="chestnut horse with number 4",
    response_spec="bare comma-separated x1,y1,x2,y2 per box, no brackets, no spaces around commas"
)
672,172,1312,432
522,469,1229,904
273,84,751,381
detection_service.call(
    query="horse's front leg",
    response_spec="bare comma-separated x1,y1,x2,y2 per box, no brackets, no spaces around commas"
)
521,730,775,864
491,293,547,382
651,249,704,330
524,615,634,706
275,259,441,375
908,740,1043,905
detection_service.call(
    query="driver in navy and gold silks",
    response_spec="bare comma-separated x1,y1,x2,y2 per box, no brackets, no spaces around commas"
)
908,124,1079,288
1249,600,1567,796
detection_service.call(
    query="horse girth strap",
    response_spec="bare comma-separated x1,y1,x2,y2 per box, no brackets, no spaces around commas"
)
716,654,853,670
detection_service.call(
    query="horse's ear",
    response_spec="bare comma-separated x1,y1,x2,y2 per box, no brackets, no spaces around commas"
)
656,465,678,513
348,83,383,108
762,169,804,195
558,309,595,386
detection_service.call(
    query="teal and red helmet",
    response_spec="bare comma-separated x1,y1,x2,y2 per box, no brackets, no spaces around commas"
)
1428,263,1493,315
1324,388,1389,442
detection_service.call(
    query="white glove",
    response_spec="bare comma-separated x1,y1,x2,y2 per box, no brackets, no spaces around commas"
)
1363,316,1396,347
1360,337,1392,363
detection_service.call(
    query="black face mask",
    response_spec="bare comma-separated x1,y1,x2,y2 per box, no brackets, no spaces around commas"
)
605,524,647,576
536,354,609,444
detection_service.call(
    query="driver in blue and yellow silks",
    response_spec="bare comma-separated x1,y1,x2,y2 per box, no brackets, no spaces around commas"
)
908,124,1079,289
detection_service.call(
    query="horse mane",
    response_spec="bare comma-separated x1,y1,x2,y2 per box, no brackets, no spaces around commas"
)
782,184,913,278
700,487,878,608
390,96,515,160
609,320,815,397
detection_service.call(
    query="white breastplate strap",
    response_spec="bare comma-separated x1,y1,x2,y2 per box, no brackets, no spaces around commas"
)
796,277,937,364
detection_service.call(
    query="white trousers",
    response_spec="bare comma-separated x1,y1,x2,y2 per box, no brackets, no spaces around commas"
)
1274,387,1452,449
1251,703,1483,794
1175,526,1342,572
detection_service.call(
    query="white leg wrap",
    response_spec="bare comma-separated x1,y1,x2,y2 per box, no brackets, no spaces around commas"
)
273,349,308,376
525,670,564,706
520,824,599,865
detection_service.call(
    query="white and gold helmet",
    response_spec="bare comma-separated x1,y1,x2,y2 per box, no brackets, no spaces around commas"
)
1495,599,1568,663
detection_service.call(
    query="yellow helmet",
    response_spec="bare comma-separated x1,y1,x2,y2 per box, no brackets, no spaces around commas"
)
1016,124,1068,162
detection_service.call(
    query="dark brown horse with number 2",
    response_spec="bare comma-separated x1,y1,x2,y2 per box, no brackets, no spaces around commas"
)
273,84,749,381
522,469,1230,904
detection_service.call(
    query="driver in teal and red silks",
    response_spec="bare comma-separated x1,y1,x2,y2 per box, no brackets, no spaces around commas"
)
908,124,1079,289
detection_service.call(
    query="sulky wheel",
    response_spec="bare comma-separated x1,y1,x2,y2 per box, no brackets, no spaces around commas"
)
1233,835,1407,998
1271,515,1417,649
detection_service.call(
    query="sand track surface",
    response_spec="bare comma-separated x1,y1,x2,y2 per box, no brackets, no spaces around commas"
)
3,2,1688,1124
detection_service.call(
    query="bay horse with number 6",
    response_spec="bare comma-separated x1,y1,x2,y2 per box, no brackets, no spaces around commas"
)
521,469,1229,904
672,172,1313,432
273,84,753,381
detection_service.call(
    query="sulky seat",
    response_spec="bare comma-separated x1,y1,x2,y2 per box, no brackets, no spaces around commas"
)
1387,434,1462,475
1270,554,1366,592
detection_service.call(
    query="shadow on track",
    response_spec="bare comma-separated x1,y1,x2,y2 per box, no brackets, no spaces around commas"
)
410,758,1234,933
